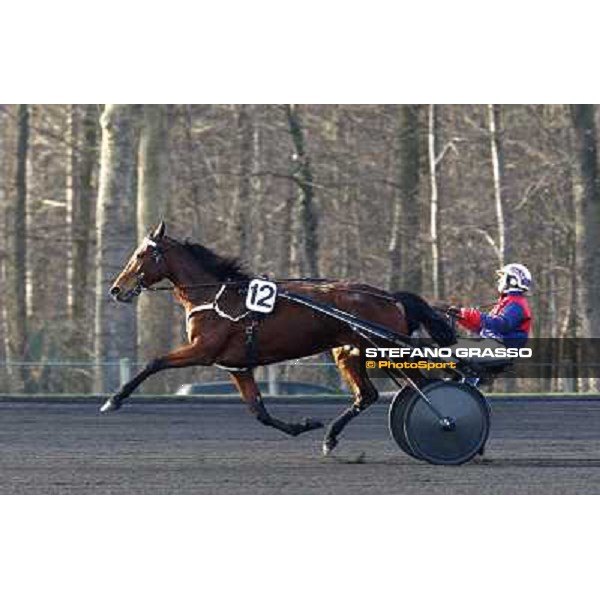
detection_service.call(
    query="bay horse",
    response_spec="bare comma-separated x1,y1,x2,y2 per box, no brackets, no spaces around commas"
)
102,222,456,455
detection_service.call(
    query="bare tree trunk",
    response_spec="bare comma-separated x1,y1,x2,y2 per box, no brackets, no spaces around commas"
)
280,179,295,276
250,114,265,268
66,104,80,319
66,104,97,345
230,104,253,258
427,104,444,299
565,240,579,393
80,106,98,305
570,105,600,392
64,104,97,391
488,105,518,393
5,105,29,391
136,105,172,392
285,104,320,278
389,104,422,292
338,111,363,281
0,107,7,368
487,104,508,265
323,105,344,279
349,187,364,280
571,105,600,341
560,120,580,391
182,105,202,237
24,106,41,324
94,104,138,393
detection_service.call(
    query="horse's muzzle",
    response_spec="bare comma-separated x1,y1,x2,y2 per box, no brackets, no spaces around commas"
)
109,281,142,303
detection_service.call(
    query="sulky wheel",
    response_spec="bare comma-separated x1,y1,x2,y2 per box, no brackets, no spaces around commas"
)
402,380,491,466
388,387,424,460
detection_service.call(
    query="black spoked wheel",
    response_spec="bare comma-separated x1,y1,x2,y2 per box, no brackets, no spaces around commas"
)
403,380,491,466
388,387,423,460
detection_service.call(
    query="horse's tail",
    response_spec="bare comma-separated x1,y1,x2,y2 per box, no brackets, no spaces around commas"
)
393,291,457,346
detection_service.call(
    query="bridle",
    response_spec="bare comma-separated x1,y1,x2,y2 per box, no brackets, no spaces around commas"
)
125,237,172,301
144,236,167,263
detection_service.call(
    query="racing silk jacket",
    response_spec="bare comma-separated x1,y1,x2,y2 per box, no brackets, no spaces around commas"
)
457,292,532,348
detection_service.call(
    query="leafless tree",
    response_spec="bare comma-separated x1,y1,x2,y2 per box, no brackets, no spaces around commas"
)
0,104,595,394
94,104,138,393
136,105,173,391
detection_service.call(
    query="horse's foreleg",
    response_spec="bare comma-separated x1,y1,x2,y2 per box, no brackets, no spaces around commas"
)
324,346,379,455
100,342,210,413
229,370,323,437
99,359,163,412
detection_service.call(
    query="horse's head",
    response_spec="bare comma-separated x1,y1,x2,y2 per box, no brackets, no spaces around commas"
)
109,221,170,303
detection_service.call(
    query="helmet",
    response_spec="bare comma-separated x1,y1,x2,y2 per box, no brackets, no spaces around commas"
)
496,263,532,294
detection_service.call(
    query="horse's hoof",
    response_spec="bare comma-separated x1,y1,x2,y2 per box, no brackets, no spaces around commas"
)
303,418,324,433
100,397,122,413
322,436,338,456
288,419,323,437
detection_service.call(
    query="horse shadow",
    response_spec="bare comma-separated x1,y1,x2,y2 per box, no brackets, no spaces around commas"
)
324,455,600,469
474,457,600,469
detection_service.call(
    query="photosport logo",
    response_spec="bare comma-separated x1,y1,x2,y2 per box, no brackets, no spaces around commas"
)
360,339,600,379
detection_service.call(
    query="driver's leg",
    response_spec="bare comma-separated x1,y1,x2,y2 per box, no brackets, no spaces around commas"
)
446,338,505,387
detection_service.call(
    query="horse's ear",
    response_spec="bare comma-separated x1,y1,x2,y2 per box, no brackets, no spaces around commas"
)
151,221,166,240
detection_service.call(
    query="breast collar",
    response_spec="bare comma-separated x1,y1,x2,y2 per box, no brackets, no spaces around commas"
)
186,284,250,326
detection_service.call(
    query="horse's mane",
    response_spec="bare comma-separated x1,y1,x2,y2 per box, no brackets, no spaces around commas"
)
180,240,251,282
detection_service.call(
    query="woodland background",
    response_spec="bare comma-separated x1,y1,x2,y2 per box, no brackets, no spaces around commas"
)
0,104,598,394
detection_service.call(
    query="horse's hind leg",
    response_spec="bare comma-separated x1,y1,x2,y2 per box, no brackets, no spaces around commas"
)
324,346,379,456
229,370,324,437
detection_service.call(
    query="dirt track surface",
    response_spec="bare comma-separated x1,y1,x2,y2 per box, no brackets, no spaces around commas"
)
2,399,600,494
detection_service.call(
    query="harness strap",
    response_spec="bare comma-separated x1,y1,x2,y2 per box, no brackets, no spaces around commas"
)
187,303,217,318
184,282,261,371
214,363,250,373
185,284,251,337
245,318,260,368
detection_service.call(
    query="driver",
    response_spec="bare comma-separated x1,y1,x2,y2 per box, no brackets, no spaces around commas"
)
453,263,533,348
450,264,533,456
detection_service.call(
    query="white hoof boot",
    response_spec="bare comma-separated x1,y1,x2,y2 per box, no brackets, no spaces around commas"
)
322,437,338,457
100,398,121,413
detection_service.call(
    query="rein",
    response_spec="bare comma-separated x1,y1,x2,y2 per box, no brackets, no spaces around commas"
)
145,273,500,322
146,277,406,317
146,276,406,333
144,277,337,292
139,239,507,331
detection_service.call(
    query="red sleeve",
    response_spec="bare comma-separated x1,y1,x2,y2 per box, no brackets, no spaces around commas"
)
458,308,482,332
